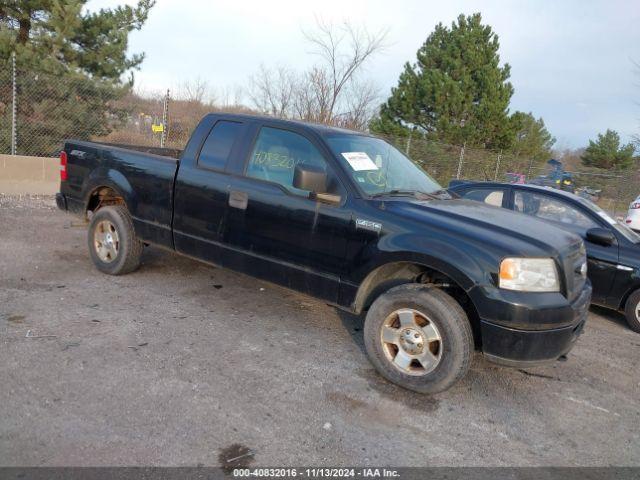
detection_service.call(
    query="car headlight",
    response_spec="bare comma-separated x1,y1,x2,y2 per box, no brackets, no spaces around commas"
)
499,258,559,292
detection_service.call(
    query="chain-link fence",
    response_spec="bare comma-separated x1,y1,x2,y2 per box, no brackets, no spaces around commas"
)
1,60,637,215
378,133,638,217
0,55,193,157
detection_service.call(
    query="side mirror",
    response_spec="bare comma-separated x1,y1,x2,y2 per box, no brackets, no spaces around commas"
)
586,227,616,246
293,164,327,193
292,164,342,205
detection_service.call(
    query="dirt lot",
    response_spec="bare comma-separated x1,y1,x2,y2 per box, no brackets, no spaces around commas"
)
1,195,639,467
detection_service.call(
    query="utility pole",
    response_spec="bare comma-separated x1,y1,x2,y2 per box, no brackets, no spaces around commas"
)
11,51,17,156
160,89,169,148
613,174,623,217
405,130,412,156
494,152,502,181
527,158,534,180
456,142,466,179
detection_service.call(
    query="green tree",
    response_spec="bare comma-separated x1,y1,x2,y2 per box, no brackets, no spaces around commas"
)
370,13,514,150
581,129,635,170
509,111,555,165
0,0,154,155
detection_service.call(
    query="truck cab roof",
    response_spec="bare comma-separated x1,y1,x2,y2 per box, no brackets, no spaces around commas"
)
200,112,374,138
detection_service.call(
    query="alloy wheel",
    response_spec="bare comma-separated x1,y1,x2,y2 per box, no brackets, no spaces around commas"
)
93,220,120,263
380,308,443,376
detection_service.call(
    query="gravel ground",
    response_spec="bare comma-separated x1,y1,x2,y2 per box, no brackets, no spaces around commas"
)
1,196,639,467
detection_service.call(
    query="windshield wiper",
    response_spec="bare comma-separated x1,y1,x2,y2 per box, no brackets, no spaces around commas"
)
370,189,415,197
429,188,453,199
370,189,439,200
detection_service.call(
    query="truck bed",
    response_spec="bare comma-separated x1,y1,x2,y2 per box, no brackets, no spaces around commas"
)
60,140,180,249
90,141,183,159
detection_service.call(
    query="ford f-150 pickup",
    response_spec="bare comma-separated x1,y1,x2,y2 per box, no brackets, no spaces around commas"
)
56,113,592,393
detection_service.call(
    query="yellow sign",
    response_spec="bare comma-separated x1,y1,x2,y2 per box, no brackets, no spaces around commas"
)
152,124,164,133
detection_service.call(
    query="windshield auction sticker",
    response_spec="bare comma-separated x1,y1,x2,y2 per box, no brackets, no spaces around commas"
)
341,152,378,171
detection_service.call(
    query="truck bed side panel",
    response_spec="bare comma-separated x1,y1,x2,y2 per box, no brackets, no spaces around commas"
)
61,141,178,249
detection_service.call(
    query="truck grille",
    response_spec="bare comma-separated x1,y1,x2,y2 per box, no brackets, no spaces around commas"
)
562,242,587,301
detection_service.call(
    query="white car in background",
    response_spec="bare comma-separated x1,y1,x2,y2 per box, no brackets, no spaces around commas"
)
625,195,640,232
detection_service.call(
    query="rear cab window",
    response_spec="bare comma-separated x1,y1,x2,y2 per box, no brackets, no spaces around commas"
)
197,121,243,171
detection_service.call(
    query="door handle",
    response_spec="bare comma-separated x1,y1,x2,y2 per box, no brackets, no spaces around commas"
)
229,190,248,210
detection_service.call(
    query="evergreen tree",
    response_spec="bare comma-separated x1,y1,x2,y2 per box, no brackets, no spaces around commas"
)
581,129,635,170
0,0,154,155
371,13,514,150
509,111,555,165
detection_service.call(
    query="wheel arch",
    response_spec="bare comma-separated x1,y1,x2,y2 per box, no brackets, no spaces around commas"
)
352,258,482,347
85,185,127,217
619,283,640,311
82,169,135,218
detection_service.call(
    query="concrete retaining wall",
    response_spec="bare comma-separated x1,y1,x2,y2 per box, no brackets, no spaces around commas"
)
0,154,59,195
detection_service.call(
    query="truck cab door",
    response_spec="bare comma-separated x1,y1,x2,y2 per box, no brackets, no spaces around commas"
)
172,119,247,264
222,125,351,302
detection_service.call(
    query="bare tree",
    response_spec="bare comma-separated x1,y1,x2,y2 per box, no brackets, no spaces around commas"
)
338,79,380,131
302,17,387,124
217,84,245,108
247,18,387,130
231,84,245,107
248,65,297,117
179,77,214,105
291,67,331,122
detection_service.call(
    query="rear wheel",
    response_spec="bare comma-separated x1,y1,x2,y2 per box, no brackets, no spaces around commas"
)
364,284,473,394
623,290,640,333
87,205,143,275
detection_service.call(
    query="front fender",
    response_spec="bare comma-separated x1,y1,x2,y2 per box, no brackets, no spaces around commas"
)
354,232,496,291
345,232,498,314
618,279,640,311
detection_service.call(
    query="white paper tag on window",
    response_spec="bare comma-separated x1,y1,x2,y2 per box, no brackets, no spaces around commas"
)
341,152,378,171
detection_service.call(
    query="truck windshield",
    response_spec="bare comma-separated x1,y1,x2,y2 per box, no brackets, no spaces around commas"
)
325,134,442,197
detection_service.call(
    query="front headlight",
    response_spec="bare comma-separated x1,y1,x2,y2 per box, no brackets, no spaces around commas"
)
499,258,559,292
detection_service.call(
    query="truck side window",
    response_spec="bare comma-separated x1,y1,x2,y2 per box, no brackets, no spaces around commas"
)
197,121,243,171
514,191,598,230
246,127,343,197
461,188,505,207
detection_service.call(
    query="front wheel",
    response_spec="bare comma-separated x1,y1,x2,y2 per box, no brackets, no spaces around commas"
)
364,284,473,394
87,205,143,275
623,290,640,333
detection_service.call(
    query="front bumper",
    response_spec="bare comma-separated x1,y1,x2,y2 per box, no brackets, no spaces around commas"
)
471,282,591,367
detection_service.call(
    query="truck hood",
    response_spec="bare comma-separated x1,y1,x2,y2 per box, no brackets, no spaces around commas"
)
383,198,582,257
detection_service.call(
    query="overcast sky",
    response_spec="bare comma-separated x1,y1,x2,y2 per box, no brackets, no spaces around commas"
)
88,0,640,149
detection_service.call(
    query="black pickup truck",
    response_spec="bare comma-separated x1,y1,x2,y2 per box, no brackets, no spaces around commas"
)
57,113,591,393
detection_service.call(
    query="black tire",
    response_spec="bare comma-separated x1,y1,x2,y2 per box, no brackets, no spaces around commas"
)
87,205,143,275
623,290,640,333
364,284,473,394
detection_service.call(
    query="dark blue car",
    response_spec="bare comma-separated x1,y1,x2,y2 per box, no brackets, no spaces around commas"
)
449,181,640,333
